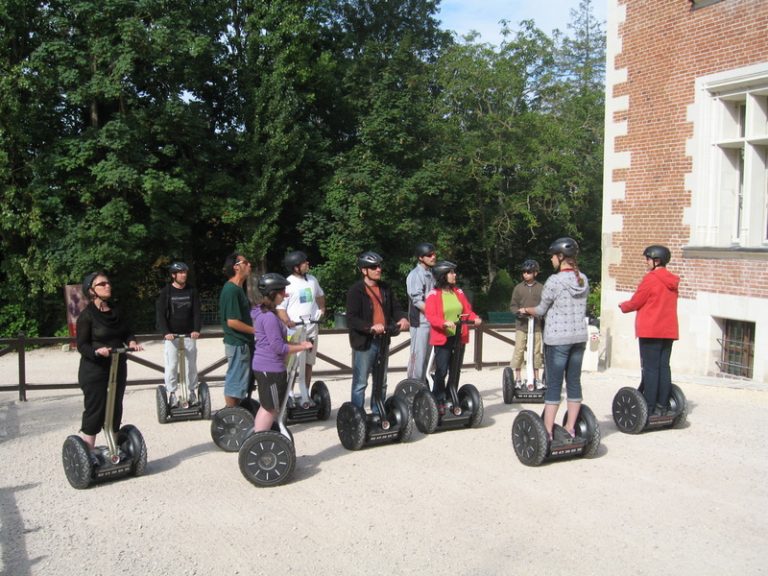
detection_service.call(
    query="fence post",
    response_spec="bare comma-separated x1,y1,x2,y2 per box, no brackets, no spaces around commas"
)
18,332,27,402
474,325,483,371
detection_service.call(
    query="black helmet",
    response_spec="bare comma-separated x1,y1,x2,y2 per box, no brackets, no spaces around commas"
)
431,260,457,282
82,271,100,297
521,259,540,273
169,261,188,274
548,237,579,257
357,251,383,269
283,250,308,271
258,273,290,294
643,245,671,266
415,242,436,258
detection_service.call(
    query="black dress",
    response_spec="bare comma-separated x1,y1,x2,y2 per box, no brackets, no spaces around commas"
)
76,303,136,435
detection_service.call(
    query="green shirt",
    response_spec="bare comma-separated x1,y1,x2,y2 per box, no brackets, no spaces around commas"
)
219,281,252,346
441,290,462,337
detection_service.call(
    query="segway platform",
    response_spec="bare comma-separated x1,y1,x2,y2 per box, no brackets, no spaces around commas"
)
156,335,211,423
62,349,148,489
502,366,546,404
502,317,545,404
612,383,687,434
511,404,600,467
286,381,332,423
336,326,414,450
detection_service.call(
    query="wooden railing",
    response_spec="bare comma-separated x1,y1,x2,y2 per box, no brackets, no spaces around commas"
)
0,325,516,401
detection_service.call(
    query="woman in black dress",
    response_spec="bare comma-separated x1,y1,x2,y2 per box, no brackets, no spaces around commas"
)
76,271,143,452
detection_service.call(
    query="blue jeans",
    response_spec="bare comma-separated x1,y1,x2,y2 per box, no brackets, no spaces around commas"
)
543,342,586,404
351,341,385,412
224,343,251,399
639,338,673,409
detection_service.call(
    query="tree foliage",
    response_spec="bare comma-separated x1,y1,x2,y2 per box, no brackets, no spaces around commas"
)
0,0,605,335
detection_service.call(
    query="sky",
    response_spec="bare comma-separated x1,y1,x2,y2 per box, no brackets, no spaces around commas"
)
436,0,608,46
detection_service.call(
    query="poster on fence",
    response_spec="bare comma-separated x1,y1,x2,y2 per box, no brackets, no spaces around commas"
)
64,284,87,346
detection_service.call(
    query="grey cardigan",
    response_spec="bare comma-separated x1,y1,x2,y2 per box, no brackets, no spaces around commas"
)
534,270,589,346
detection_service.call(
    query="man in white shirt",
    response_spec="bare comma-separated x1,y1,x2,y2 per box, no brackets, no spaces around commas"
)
277,251,326,388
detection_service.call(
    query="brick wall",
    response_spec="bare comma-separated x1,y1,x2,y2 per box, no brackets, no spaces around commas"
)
608,0,768,296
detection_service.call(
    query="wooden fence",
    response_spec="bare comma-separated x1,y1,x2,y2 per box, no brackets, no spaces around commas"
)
0,325,516,402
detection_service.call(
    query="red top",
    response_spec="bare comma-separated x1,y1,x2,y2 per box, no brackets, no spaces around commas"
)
619,267,680,340
424,287,479,346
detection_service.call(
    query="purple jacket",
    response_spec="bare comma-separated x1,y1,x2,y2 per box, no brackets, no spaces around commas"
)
251,307,289,372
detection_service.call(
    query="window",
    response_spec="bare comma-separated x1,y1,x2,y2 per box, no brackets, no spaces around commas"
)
688,64,768,249
716,319,755,379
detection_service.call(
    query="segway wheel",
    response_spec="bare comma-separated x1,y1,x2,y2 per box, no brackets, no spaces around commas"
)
62,435,94,489
239,431,296,487
394,378,428,406
199,382,212,420
502,367,515,404
412,389,438,434
512,410,548,466
155,386,169,424
336,402,367,450
459,384,484,428
570,404,601,458
311,380,332,421
612,387,647,434
669,384,687,428
118,424,148,476
211,406,254,452
385,395,414,443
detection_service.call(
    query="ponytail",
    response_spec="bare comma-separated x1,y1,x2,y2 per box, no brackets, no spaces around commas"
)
562,257,584,287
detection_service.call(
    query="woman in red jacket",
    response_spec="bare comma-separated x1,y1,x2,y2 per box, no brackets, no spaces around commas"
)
619,245,680,416
424,261,482,412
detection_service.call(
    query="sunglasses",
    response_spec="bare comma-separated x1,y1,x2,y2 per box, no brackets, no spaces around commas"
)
366,265,382,270
93,281,111,287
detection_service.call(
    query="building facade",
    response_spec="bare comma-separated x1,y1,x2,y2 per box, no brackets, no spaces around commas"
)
601,0,768,382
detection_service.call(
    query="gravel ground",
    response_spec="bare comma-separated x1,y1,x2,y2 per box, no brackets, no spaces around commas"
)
0,336,766,576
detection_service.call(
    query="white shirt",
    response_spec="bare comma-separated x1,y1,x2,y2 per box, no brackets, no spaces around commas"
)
277,273,324,336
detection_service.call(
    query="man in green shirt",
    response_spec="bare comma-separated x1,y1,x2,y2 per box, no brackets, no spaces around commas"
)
219,252,254,407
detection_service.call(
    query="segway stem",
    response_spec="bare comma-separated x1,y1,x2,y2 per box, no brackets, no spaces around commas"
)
446,315,470,410
175,334,189,406
104,347,127,463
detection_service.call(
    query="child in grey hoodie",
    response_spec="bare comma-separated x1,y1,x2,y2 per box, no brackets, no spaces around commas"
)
521,237,589,441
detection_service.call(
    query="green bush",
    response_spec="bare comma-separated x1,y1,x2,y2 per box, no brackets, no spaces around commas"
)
0,304,40,338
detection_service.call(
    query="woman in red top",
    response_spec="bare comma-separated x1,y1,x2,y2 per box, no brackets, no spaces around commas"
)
424,261,482,411
619,245,680,416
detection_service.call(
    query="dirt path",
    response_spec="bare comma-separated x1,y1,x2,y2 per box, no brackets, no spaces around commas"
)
1,340,766,576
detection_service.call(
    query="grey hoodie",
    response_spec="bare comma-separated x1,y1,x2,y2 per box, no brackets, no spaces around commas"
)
534,270,589,346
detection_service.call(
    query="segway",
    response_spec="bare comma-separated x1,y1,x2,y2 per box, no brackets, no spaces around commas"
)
411,315,484,434
502,314,546,404
156,334,211,423
511,404,601,467
210,391,261,453
336,326,414,450
62,348,148,489
286,316,332,424
612,382,687,434
237,328,307,488
210,352,262,452
394,348,433,406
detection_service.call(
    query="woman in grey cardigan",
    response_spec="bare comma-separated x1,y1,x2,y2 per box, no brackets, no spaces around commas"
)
520,237,589,441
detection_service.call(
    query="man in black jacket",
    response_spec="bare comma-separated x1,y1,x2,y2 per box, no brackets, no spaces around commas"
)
156,262,202,407
346,251,409,411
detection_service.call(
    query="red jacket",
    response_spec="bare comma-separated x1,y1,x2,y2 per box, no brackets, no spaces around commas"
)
424,287,479,346
619,267,680,340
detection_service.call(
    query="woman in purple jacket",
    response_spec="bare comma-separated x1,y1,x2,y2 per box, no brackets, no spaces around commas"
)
250,273,313,433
